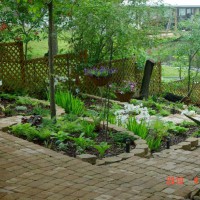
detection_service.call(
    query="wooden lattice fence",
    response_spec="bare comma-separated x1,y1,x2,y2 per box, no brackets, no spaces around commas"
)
0,41,162,98
162,80,200,104
81,59,162,97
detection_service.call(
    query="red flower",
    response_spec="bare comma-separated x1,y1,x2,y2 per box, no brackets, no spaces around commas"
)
0,23,8,31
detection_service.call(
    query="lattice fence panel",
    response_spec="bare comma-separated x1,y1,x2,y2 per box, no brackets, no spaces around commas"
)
0,42,24,91
162,81,200,104
25,58,49,92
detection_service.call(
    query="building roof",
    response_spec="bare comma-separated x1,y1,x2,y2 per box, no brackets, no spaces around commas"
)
162,0,200,6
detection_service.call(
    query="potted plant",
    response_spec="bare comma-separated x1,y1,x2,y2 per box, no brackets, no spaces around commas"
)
110,81,136,102
84,66,116,87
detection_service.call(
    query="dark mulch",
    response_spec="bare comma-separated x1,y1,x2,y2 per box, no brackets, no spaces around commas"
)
55,129,135,158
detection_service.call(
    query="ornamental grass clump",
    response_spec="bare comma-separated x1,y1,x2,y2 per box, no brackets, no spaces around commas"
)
84,66,116,77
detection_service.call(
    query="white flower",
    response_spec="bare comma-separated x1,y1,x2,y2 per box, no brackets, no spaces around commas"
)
75,88,80,94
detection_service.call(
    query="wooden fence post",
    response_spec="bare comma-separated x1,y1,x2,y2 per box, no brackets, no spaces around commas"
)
18,42,25,87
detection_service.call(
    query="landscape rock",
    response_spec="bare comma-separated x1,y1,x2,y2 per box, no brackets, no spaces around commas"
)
117,152,135,160
178,142,191,151
185,137,199,147
103,156,122,164
130,149,146,157
77,154,97,165
135,144,149,154
96,159,106,166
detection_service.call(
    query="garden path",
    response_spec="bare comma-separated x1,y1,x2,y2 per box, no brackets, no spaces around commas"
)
0,125,200,200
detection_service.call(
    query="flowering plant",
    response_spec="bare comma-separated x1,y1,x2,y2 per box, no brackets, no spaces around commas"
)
110,81,136,94
84,66,116,78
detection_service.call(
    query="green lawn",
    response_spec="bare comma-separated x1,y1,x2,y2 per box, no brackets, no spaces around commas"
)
162,65,188,82
27,38,70,59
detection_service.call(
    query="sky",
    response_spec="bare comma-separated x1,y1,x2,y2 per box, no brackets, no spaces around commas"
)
162,0,200,6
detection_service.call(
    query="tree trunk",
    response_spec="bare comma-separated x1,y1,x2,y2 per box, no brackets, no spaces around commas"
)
52,24,58,56
187,55,192,95
48,0,56,120
139,60,155,100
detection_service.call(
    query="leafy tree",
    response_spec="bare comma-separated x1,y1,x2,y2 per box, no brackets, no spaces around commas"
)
61,0,166,67
0,0,47,59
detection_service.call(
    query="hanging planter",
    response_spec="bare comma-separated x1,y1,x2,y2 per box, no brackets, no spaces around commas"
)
110,81,136,102
88,75,112,87
115,92,134,102
84,67,116,87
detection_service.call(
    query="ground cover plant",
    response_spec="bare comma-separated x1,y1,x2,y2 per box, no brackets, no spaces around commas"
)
0,93,50,117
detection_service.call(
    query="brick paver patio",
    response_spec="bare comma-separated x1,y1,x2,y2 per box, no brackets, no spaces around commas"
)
0,130,200,200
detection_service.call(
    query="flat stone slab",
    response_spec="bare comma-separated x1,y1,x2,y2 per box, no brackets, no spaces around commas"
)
0,116,22,129
162,114,200,124
103,156,122,164
134,139,147,145
185,137,199,147
178,142,191,151
117,152,135,160
135,144,149,154
96,159,106,166
77,154,97,165
130,148,146,157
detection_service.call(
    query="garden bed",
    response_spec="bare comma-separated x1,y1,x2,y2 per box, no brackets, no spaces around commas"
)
1,92,200,164
6,115,137,160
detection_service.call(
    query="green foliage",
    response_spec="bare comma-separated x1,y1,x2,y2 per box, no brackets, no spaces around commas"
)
146,136,162,151
147,120,168,150
69,133,94,152
160,109,170,117
31,106,50,117
148,108,156,116
184,114,200,126
93,142,111,158
2,106,14,116
166,122,188,135
11,123,39,141
85,109,105,127
16,97,38,106
130,99,139,105
0,93,17,100
58,120,83,134
37,128,52,141
81,121,97,139
179,120,195,128
55,90,85,116
127,117,148,139
111,132,135,144
15,106,27,111
192,130,200,137
51,131,70,142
